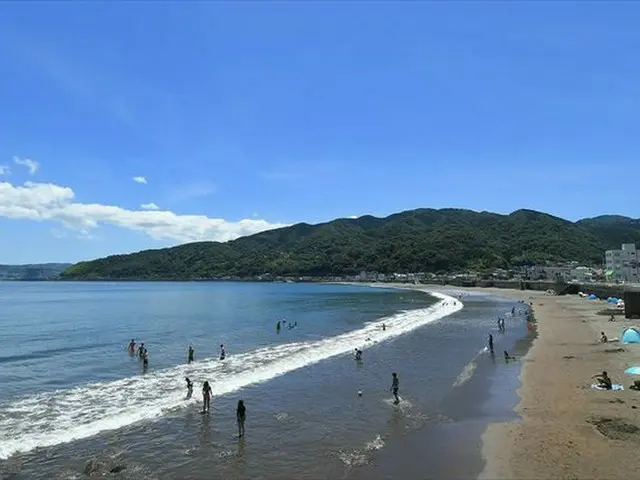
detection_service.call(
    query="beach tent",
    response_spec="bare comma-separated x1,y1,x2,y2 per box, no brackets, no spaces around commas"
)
589,294,598,300
621,327,640,344
625,366,640,375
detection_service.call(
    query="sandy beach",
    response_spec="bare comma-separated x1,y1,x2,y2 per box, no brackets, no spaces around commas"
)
464,287,640,480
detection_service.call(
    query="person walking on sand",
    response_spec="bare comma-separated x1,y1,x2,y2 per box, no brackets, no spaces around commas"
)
237,399,246,438
202,381,212,413
188,345,194,363
390,372,400,405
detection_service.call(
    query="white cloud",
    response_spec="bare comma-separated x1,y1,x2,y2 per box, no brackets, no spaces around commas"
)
132,176,147,184
13,157,40,175
0,165,10,175
0,180,289,244
140,202,159,210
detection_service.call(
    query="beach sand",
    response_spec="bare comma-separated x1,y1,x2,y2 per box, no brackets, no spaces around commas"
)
468,288,640,480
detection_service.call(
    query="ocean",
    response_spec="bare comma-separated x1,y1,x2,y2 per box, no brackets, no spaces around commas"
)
0,282,529,479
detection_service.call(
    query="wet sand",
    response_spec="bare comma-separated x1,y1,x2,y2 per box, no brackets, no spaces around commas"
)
464,288,640,480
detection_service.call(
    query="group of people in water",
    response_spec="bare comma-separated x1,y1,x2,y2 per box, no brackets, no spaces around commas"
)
183,378,246,436
276,319,298,332
123,315,404,440
487,304,532,363
127,339,149,367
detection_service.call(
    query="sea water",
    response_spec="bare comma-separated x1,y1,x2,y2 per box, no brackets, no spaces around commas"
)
0,282,524,479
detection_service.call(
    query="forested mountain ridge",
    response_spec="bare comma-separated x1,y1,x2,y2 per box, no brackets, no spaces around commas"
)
60,208,640,280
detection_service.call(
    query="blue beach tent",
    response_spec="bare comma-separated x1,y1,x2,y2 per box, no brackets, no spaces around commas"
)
589,294,597,300
621,328,640,345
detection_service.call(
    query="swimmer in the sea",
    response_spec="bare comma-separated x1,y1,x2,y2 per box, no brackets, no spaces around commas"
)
128,339,136,352
355,348,362,361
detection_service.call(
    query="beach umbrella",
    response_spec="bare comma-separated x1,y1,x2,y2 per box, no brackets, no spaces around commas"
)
624,366,640,376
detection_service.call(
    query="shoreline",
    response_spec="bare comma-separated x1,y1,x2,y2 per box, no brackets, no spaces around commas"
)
342,282,535,480
437,286,640,480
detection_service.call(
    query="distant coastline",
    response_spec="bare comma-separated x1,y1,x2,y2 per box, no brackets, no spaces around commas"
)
53,274,627,294
0,263,71,281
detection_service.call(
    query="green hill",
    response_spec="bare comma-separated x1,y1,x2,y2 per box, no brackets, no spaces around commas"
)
60,208,640,280
0,263,72,281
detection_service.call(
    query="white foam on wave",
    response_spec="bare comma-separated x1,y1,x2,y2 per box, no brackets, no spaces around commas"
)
0,291,463,460
453,346,492,388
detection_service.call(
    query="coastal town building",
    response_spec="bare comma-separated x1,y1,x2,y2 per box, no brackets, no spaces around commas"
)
605,243,639,283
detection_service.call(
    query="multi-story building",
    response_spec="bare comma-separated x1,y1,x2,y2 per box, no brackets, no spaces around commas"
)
605,243,639,283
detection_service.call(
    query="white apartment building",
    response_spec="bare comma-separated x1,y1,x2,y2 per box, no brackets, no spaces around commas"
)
605,243,639,283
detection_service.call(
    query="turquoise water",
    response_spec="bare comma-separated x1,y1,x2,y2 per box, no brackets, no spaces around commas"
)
0,282,525,479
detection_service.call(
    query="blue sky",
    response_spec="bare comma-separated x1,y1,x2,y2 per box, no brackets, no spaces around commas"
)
1,2,638,264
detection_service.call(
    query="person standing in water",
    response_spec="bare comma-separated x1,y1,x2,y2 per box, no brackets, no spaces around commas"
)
143,348,149,367
236,399,246,438
185,377,193,399
219,344,226,360
488,334,494,353
202,381,212,413
355,348,363,361
128,339,136,353
382,323,386,331
138,343,146,359
390,372,400,405
276,321,281,333
188,345,194,363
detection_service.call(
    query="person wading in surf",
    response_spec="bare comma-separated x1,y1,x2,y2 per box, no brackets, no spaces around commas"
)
188,345,194,363
185,377,193,399
391,372,400,405
202,381,212,413
237,399,246,437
